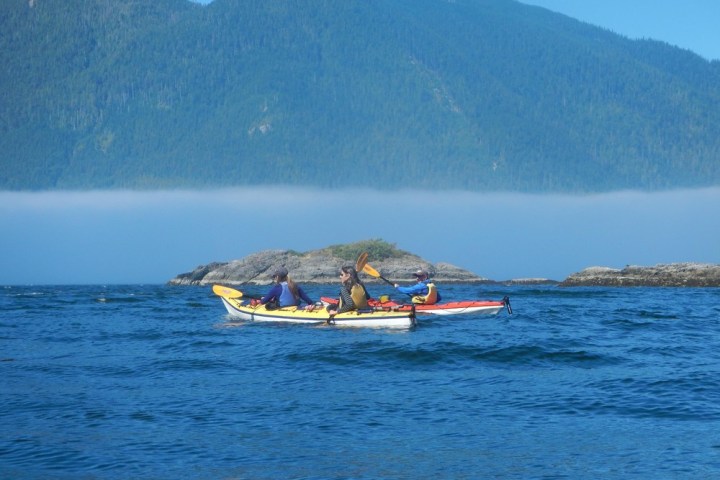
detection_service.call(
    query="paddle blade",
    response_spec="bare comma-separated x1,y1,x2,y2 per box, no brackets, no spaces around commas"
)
362,263,381,278
355,252,369,272
212,284,243,298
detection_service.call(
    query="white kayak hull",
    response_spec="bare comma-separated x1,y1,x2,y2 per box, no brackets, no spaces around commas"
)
220,297,416,329
424,304,505,316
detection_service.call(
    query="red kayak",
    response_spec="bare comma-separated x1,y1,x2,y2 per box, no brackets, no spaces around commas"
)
321,296,511,316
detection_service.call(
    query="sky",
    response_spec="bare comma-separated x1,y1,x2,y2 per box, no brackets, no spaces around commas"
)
190,0,720,61
518,0,720,61
2,188,719,285
3,2,720,285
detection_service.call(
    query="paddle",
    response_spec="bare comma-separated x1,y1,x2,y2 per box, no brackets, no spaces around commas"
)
212,284,244,299
355,252,369,272
362,263,396,288
362,263,421,301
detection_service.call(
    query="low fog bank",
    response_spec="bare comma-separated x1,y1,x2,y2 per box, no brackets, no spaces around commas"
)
2,187,718,284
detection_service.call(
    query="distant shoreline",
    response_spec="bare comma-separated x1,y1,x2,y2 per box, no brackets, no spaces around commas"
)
558,263,720,287
168,248,719,288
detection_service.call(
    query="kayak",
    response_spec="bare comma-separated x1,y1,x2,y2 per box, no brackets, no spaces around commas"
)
321,296,511,316
219,296,416,328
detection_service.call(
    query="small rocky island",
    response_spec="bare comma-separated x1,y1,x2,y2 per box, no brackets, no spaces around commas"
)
168,240,493,286
560,263,720,287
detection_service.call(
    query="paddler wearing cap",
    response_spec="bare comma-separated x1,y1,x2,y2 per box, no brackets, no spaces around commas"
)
255,266,316,310
394,269,441,305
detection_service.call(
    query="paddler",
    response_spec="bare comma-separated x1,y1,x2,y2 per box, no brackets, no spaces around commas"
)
394,269,441,305
327,266,369,315
253,266,316,310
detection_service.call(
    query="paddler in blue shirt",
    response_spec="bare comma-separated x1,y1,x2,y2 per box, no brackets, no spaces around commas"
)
394,269,441,305
255,266,316,310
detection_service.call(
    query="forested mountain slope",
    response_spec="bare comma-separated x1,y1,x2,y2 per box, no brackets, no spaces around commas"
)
2,0,719,192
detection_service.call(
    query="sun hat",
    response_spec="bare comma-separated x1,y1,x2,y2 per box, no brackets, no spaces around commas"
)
413,269,429,277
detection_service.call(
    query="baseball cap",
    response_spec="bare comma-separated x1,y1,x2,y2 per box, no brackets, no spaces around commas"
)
272,266,288,277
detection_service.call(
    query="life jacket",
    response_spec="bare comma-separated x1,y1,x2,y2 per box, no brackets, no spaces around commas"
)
278,281,297,307
350,284,369,309
412,282,438,305
338,284,369,311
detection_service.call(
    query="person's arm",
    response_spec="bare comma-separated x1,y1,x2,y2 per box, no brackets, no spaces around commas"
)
297,286,313,305
260,284,282,304
396,283,427,295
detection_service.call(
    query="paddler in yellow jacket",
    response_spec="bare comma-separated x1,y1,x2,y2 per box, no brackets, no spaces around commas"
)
394,269,441,304
327,266,369,315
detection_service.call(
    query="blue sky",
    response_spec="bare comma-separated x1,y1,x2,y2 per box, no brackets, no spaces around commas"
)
519,0,719,61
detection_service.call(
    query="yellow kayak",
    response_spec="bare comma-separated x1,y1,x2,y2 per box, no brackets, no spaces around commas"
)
219,296,416,329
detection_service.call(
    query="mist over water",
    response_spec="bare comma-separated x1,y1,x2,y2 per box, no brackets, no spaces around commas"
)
1,187,719,285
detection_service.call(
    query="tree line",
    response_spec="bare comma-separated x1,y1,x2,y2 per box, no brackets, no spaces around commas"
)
1,0,719,192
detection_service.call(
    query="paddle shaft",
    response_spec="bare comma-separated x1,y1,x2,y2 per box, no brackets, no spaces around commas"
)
362,264,413,296
375,273,395,287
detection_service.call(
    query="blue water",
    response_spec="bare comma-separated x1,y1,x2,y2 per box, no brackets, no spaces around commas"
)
2,284,720,479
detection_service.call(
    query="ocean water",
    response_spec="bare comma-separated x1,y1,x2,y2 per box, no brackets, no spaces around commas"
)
1,283,719,479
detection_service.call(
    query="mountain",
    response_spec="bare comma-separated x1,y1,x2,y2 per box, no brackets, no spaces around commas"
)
2,0,720,192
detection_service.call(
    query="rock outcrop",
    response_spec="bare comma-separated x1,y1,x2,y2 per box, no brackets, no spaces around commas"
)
490,278,560,286
168,249,488,286
559,263,720,287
